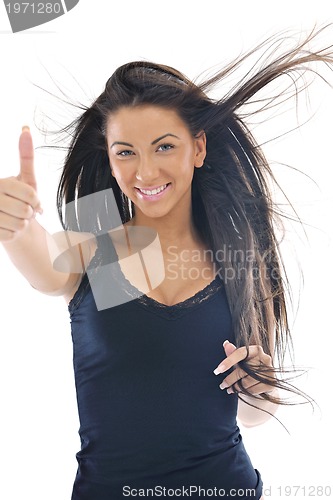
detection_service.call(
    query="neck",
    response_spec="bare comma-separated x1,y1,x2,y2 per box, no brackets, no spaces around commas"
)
129,206,202,252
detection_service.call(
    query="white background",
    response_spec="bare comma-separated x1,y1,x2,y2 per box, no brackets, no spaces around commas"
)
0,1,332,499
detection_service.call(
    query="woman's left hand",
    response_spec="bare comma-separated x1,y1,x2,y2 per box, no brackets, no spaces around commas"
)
213,340,274,395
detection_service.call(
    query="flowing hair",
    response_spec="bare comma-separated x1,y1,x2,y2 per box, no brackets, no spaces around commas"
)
55,25,333,410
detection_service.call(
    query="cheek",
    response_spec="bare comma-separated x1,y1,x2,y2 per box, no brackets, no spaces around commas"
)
111,166,134,191
177,150,196,176
180,145,195,163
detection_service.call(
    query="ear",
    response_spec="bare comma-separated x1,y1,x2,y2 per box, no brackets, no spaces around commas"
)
194,131,207,169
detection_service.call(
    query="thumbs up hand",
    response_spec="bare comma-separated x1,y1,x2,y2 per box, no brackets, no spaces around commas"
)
0,127,43,242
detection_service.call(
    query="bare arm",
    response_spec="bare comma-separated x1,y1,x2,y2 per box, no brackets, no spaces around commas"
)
1,217,93,296
0,127,92,296
236,389,279,428
236,305,279,426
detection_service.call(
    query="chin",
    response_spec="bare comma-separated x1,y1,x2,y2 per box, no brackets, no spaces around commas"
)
137,207,172,220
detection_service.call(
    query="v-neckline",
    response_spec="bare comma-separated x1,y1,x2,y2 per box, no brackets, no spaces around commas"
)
103,231,224,310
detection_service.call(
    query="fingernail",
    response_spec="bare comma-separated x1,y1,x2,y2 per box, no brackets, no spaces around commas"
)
35,204,43,215
223,340,230,347
227,388,234,394
33,208,43,217
213,364,227,375
219,381,228,390
22,125,30,132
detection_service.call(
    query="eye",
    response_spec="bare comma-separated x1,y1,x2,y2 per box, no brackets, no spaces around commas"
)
116,150,134,157
156,143,174,152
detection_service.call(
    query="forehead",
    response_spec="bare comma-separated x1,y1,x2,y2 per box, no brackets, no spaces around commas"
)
106,105,189,139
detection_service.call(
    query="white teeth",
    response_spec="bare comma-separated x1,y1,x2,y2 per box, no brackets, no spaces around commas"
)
139,184,168,196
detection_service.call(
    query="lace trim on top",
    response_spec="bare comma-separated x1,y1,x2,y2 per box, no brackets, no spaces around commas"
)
135,274,223,310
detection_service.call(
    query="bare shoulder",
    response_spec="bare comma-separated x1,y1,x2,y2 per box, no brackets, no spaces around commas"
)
51,230,97,305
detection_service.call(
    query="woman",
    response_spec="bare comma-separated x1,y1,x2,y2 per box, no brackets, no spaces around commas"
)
1,27,332,499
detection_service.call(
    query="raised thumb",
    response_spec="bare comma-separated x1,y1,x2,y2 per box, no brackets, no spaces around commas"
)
19,126,37,191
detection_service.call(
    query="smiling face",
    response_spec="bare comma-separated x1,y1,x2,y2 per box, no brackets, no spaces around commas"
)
106,105,206,222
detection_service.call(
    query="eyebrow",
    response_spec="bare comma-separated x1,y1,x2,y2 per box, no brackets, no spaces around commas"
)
110,133,181,149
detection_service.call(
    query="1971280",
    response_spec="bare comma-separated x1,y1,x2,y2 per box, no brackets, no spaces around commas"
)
5,2,62,14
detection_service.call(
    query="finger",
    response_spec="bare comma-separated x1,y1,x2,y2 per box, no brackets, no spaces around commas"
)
223,340,237,357
219,367,248,389
213,346,248,375
0,191,35,219
0,179,39,209
0,211,30,232
212,340,237,378
244,345,272,364
228,378,275,395
0,228,17,241
214,344,273,375
227,376,261,394
19,126,37,191
235,382,273,396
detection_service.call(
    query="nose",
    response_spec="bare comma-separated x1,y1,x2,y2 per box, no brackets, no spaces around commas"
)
135,156,160,184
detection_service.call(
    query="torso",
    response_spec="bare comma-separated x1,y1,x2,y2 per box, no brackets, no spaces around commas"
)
68,245,263,498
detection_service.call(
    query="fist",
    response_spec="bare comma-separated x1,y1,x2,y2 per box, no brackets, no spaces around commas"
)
0,127,43,242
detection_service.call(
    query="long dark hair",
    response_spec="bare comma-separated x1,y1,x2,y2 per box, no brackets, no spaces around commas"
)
56,25,333,410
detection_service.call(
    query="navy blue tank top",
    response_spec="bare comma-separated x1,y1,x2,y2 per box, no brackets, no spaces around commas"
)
68,233,263,499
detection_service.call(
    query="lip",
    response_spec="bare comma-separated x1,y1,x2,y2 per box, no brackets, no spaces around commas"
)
135,182,171,201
